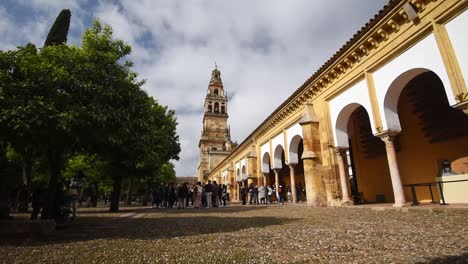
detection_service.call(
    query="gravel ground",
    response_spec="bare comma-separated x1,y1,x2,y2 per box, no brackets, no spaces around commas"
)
1,205,467,263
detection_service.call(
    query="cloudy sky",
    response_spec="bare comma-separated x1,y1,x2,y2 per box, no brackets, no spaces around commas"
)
1,0,388,176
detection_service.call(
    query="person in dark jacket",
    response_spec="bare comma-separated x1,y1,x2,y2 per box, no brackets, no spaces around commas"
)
177,183,189,209
240,185,247,205
31,182,48,220
151,184,159,208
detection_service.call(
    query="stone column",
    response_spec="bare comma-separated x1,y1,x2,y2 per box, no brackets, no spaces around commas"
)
300,103,323,207
288,164,297,203
333,147,353,205
262,173,267,186
273,169,280,199
378,132,406,207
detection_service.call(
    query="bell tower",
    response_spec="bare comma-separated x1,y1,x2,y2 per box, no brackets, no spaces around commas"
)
198,65,235,181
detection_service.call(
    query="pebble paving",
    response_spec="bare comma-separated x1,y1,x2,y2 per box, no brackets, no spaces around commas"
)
1,204,467,263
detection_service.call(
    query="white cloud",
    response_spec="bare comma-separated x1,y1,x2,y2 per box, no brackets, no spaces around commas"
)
1,0,388,176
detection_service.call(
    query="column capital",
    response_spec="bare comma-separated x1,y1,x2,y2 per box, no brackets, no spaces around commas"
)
375,130,400,143
287,163,297,169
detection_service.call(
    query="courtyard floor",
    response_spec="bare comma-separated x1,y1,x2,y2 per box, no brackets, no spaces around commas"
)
1,204,467,263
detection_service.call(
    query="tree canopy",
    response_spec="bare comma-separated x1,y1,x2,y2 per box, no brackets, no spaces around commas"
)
0,20,180,218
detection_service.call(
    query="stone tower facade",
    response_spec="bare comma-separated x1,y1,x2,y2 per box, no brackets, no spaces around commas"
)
198,66,235,181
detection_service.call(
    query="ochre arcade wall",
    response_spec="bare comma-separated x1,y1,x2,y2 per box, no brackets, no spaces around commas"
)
348,114,394,203
396,89,468,202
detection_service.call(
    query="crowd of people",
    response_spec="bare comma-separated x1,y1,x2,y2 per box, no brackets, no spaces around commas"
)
151,180,229,209
239,182,305,205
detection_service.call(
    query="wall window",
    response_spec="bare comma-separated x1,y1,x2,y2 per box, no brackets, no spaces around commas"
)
214,102,219,113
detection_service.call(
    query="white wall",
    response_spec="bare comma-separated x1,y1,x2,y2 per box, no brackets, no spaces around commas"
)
329,79,375,147
260,142,271,173
286,123,302,148
445,9,468,89
373,33,454,131
271,132,285,168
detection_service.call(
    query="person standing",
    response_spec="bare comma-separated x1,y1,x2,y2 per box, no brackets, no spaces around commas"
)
248,183,254,205
240,185,247,205
151,184,159,208
259,185,266,204
69,171,86,219
205,180,213,208
296,183,303,203
194,182,202,208
253,185,259,205
177,183,188,209
287,186,292,203
221,184,227,206
212,181,219,207
31,182,48,220
267,185,273,204
278,185,284,205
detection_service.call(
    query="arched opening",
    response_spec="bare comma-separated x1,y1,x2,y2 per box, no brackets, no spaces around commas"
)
214,89,219,96
236,168,241,201
221,106,225,113
208,104,212,112
273,144,291,201
336,104,393,204
214,102,219,113
384,70,468,203
241,165,247,186
262,152,275,187
289,135,306,202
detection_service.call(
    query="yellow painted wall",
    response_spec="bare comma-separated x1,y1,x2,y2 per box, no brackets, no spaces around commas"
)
396,88,468,203
349,110,394,203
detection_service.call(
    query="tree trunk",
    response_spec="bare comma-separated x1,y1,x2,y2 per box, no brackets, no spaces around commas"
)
17,159,31,212
110,175,122,212
0,174,9,219
125,174,134,205
42,149,62,219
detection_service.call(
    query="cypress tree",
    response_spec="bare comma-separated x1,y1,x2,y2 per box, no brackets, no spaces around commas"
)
44,9,71,47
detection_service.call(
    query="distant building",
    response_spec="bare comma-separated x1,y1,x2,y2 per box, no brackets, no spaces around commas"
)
176,176,198,184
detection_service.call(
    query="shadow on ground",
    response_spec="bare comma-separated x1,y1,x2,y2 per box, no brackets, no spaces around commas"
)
422,252,468,264
1,208,294,247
